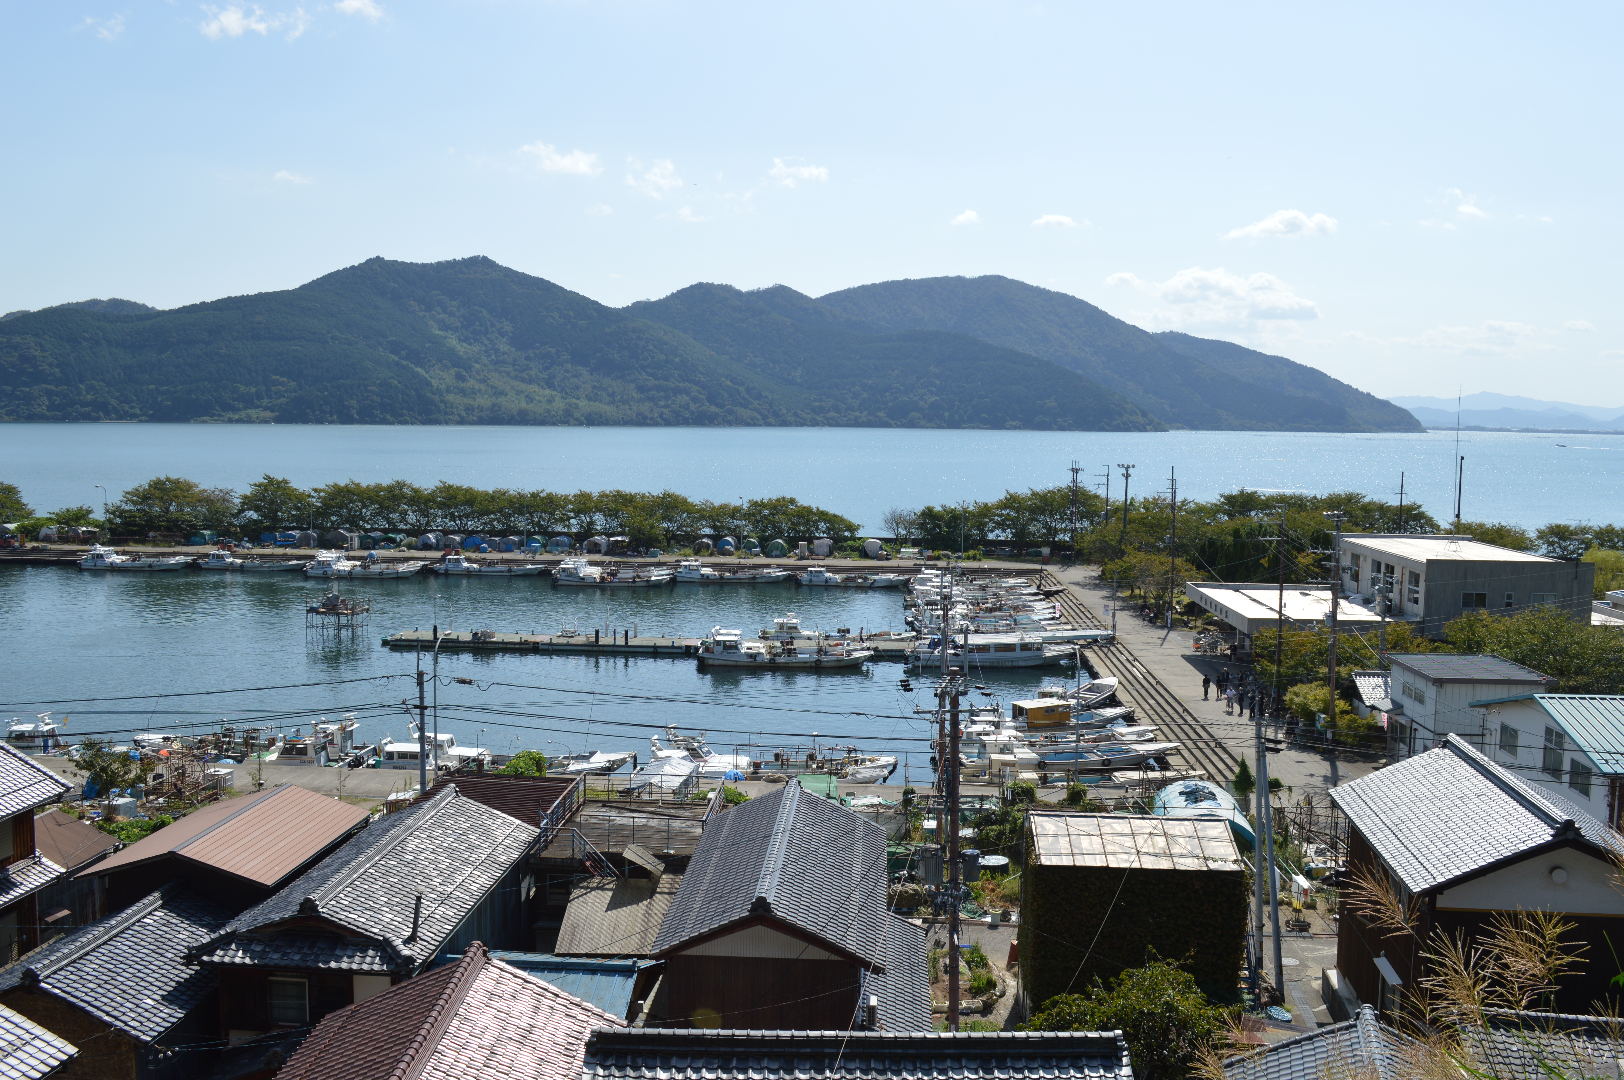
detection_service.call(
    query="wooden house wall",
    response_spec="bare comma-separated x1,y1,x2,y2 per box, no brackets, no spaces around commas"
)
663,953,861,1030
217,966,357,1036
0,986,139,1080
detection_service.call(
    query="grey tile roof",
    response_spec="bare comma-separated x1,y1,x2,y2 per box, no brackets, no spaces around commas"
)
1351,670,1390,708
1464,1011,1624,1080
0,1002,77,1080
581,1028,1134,1080
1527,696,1624,772
1224,1006,1413,1080
0,858,63,911
651,781,889,967
0,885,230,1044
1387,653,1550,684
199,932,402,973
861,916,932,1032
0,745,69,821
194,785,538,973
1330,734,1623,894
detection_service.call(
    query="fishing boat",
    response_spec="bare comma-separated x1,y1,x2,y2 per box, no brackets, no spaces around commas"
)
348,553,428,578
625,751,700,796
77,545,129,570
836,751,899,784
719,566,794,584
657,728,756,777
305,551,359,577
433,554,546,576
799,567,899,587
909,634,1071,669
1036,741,1180,770
375,723,492,772
79,544,192,571
197,550,251,569
552,557,604,585
279,715,362,766
6,713,66,755
598,565,674,588
673,559,721,582
243,558,310,572
697,627,873,669
553,749,638,775
1068,677,1121,709
1153,778,1256,847
376,734,429,770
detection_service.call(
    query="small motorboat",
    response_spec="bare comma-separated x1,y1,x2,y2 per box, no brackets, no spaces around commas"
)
1153,778,1256,848
553,749,638,775
7,713,66,755
698,628,872,669
718,567,795,584
197,550,251,570
433,554,546,576
673,559,722,583
79,544,191,571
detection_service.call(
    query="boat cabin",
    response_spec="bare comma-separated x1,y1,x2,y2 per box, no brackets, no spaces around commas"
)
1012,698,1072,728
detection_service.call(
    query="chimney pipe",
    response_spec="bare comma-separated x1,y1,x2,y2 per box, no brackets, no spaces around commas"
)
408,893,423,941
865,994,880,1030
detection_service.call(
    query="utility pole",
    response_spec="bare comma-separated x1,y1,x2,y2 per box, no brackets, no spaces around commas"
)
416,637,430,795
945,655,964,1032
1167,467,1177,630
1324,512,1347,733
1098,467,1111,530
1395,473,1406,534
1069,461,1082,561
1258,510,1286,1000
1116,464,1134,554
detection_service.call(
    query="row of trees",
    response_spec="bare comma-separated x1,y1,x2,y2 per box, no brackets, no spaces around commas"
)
26,476,861,548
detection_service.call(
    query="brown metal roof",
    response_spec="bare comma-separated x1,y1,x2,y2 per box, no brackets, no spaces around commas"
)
33,810,117,873
424,772,578,827
555,874,682,958
82,784,369,888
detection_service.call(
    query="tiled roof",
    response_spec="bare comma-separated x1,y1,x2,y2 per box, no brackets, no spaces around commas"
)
0,885,230,1044
84,783,368,888
1224,1006,1415,1080
1351,671,1391,709
1464,1011,1624,1080
278,943,623,1080
0,746,69,820
1329,735,1623,894
556,875,681,958
199,932,402,973
0,858,63,911
0,1002,77,1080
424,773,579,830
581,1029,1134,1080
652,782,889,967
32,811,115,875
193,785,537,973
861,916,932,1032
1387,653,1550,684
1526,696,1624,772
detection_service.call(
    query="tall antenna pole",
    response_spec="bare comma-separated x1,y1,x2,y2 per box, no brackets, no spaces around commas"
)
1395,473,1405,534
1259,508,1286,999
1116,464,1134,554
1453,388,1463,533
1455,457,1465,533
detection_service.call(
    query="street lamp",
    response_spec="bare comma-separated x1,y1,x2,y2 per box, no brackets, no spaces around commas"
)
95,486,107,523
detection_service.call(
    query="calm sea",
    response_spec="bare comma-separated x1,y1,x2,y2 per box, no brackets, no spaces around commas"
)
0,423,1615,763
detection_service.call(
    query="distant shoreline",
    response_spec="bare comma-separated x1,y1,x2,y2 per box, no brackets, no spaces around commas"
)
1425,426,1624,436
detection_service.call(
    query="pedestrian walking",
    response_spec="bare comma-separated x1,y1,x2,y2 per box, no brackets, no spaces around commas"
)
1225,686,1235,714
1202,674,1210,700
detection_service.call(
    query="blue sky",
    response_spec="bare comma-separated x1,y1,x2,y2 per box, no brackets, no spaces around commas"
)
3,2,1618,402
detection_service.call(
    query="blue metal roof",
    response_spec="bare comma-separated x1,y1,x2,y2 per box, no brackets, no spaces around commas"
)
436,951,650,1019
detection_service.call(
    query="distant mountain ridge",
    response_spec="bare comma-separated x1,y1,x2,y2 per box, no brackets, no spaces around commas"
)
1391,392,1624,422
1405,406,1624,431
0,259,1416,432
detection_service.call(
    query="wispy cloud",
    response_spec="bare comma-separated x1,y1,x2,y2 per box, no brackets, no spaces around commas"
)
585,204,612,217
626,158,682,199
1225,209,1337,240
517,141,601,176
1106,266,1319,327
1032,214,1078,228
768,158,828,188
79,14,125,39
951,210,979,226
273,170,312,184
199,4,308,40
1345,321,1559,358
335,0,383,20
675,206,709,223
1564,320,1595,332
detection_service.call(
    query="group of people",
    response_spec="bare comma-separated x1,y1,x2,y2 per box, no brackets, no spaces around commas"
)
1201,667,1265,720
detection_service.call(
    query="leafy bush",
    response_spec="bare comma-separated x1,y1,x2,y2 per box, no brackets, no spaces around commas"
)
72,737,155,793
965,942,991,970
969,969,997,995
720,785,749,805
497,750,548,776
1231,759,1254,800
1065,783,1104,810
97,814,173,844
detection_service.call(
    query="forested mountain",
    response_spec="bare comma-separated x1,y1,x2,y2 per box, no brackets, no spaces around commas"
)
816,275,1422,432
0,258,1155,429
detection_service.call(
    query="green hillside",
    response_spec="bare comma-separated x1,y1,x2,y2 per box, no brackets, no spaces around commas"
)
816,275,1422,432
626,283,1161,431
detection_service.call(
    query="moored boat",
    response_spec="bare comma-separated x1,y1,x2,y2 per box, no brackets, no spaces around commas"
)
197,550,251,569
1153,778,1256,847
673,558,721,583
433,554,546,576
6,713,66,755
698,627,872,669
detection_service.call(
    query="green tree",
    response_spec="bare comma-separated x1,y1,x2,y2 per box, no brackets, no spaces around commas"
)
1585,547,1624,598
0,482,33,521
1456,520,1533,551
50,505,100,527
107,476,237,536
1534,523,1594,560
1232,758,1255,800
239,475,313,533
71,737,156,792
1282,683,1374,742
497,750,548,776
1445,606,1624,694
1023,959,1229,1080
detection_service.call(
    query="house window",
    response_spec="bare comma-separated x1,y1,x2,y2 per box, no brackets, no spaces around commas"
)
1531,593,1557,605
1407,571,1420,607
269,977,309,1025
1543,727,1566,779
1570,759,1593,798
1462,592,1487,609
1400,681,1427,706
1504,592,1515,608
1499,723,1518,757
1348,554,1361,586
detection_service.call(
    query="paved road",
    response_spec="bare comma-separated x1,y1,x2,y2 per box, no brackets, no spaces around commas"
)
1054,567,1380,801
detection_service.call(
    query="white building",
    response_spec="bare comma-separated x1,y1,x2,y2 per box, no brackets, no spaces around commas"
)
1382,653,1552,758
1472,694,1624,830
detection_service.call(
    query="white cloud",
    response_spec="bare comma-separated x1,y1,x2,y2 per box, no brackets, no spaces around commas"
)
335,0,383,20
675,206,709,223
626,158,682,199
517,141,601,176
585,204,612,217
273,170,312,184
1446,188,1488,219
80,14,125,39
768,158,828,187
951,210,979,226
1106,266,1319,326
1346,321,1560,358
199,4,308,40
1031,214,1077,228
1564,320,1595,332
1225,209,1337,240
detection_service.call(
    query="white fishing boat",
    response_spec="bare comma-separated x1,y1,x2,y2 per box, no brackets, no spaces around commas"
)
597,565,674,588
760,612,804,641
673,558,721,583
799,567,895,587
718,566,794,584
698,627,872,669
243,558,310,572
625,751,700,796
374,724,492,772
305,551,359,577
279,715,362,766
909,633,1071,669
197,550,251,569
837,752,898,783
1037,741,1180,770
77,545,129,569
307,551,426,578
6,713,66,755
553,749,638,775
376,734,429,769
552,557,604,585
1069,677,1121,709
433,554,546,576
657,728,756,777
79,544,191,571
